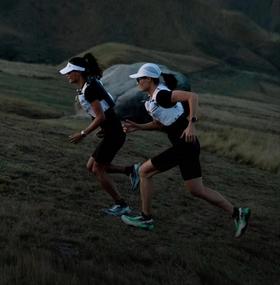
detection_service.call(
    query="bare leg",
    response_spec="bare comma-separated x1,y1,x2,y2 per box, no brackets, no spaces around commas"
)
136,159,234,216
87,157,122,202
185,177,234,215
139,160,160,216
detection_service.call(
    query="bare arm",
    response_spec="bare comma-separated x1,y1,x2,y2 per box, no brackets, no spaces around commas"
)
171,90,198,120
69,100,105,143
123,119,162,133
171,90,199,142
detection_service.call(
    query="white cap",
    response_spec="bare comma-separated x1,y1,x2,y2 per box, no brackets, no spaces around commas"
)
59,62,86,75
129,63,161,79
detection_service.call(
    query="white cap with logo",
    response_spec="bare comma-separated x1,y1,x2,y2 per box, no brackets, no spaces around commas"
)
129,63,162,79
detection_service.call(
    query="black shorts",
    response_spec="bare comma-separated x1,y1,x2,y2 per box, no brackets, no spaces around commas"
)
93,131,126,164
151,138,201,181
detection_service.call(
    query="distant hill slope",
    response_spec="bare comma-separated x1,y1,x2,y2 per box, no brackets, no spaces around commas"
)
0,0,279,74
0,42,220,78
208,0,280,33
75,43,221,74
2,42,280,107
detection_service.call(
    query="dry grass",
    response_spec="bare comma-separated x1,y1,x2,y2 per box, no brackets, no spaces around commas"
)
197,93,280,173
199,127,280,173
0,59,58,78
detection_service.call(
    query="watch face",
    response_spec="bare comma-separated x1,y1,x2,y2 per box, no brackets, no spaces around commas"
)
191,117,197,123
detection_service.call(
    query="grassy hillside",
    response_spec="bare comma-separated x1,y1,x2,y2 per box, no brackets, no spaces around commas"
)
0,0,279,74
0,58,279,284
0,59,58,78
0,61,72,119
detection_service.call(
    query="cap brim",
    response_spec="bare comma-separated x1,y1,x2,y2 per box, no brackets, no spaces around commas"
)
59,66,73,75
129,72,160,79
59,62,86,75
129,73,140,78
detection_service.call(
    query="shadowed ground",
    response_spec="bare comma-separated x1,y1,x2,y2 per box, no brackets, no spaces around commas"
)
0,111,279,285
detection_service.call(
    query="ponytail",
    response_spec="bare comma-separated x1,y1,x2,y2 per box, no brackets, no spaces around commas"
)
83,53,103,79
161,73,178,90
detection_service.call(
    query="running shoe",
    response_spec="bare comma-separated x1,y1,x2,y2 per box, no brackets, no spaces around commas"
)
103,204,131,216
121,214,154,230
234,207,251,238
129,163,141,192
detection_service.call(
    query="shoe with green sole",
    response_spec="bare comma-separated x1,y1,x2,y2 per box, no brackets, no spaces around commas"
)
121,214,154,230
234,207,251,238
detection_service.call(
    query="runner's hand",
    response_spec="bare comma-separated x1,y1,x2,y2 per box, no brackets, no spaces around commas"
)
69,132,84,144
123,120,140,133
180,123,196,143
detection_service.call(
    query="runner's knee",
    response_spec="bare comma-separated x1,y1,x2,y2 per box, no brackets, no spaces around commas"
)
186,180,205,198
91,164,101,176
91,162,106,176
86,162,92,172
86,157,94,172
139,165,153,179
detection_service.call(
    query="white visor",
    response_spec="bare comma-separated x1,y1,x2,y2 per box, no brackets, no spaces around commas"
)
59,62,86,75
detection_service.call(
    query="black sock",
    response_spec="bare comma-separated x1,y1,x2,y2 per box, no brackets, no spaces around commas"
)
116,199,127,207
141,212,152,220
124,165,134,176
232,207,239,218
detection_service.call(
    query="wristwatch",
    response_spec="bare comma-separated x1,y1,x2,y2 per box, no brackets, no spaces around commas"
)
80,130,87,137
189,117,198,123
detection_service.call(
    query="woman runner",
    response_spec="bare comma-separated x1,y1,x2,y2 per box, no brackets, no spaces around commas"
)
121,63,251,238
59,53,140,216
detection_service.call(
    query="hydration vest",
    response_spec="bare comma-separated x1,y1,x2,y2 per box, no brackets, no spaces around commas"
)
145,84,184,126
77,80,114,118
